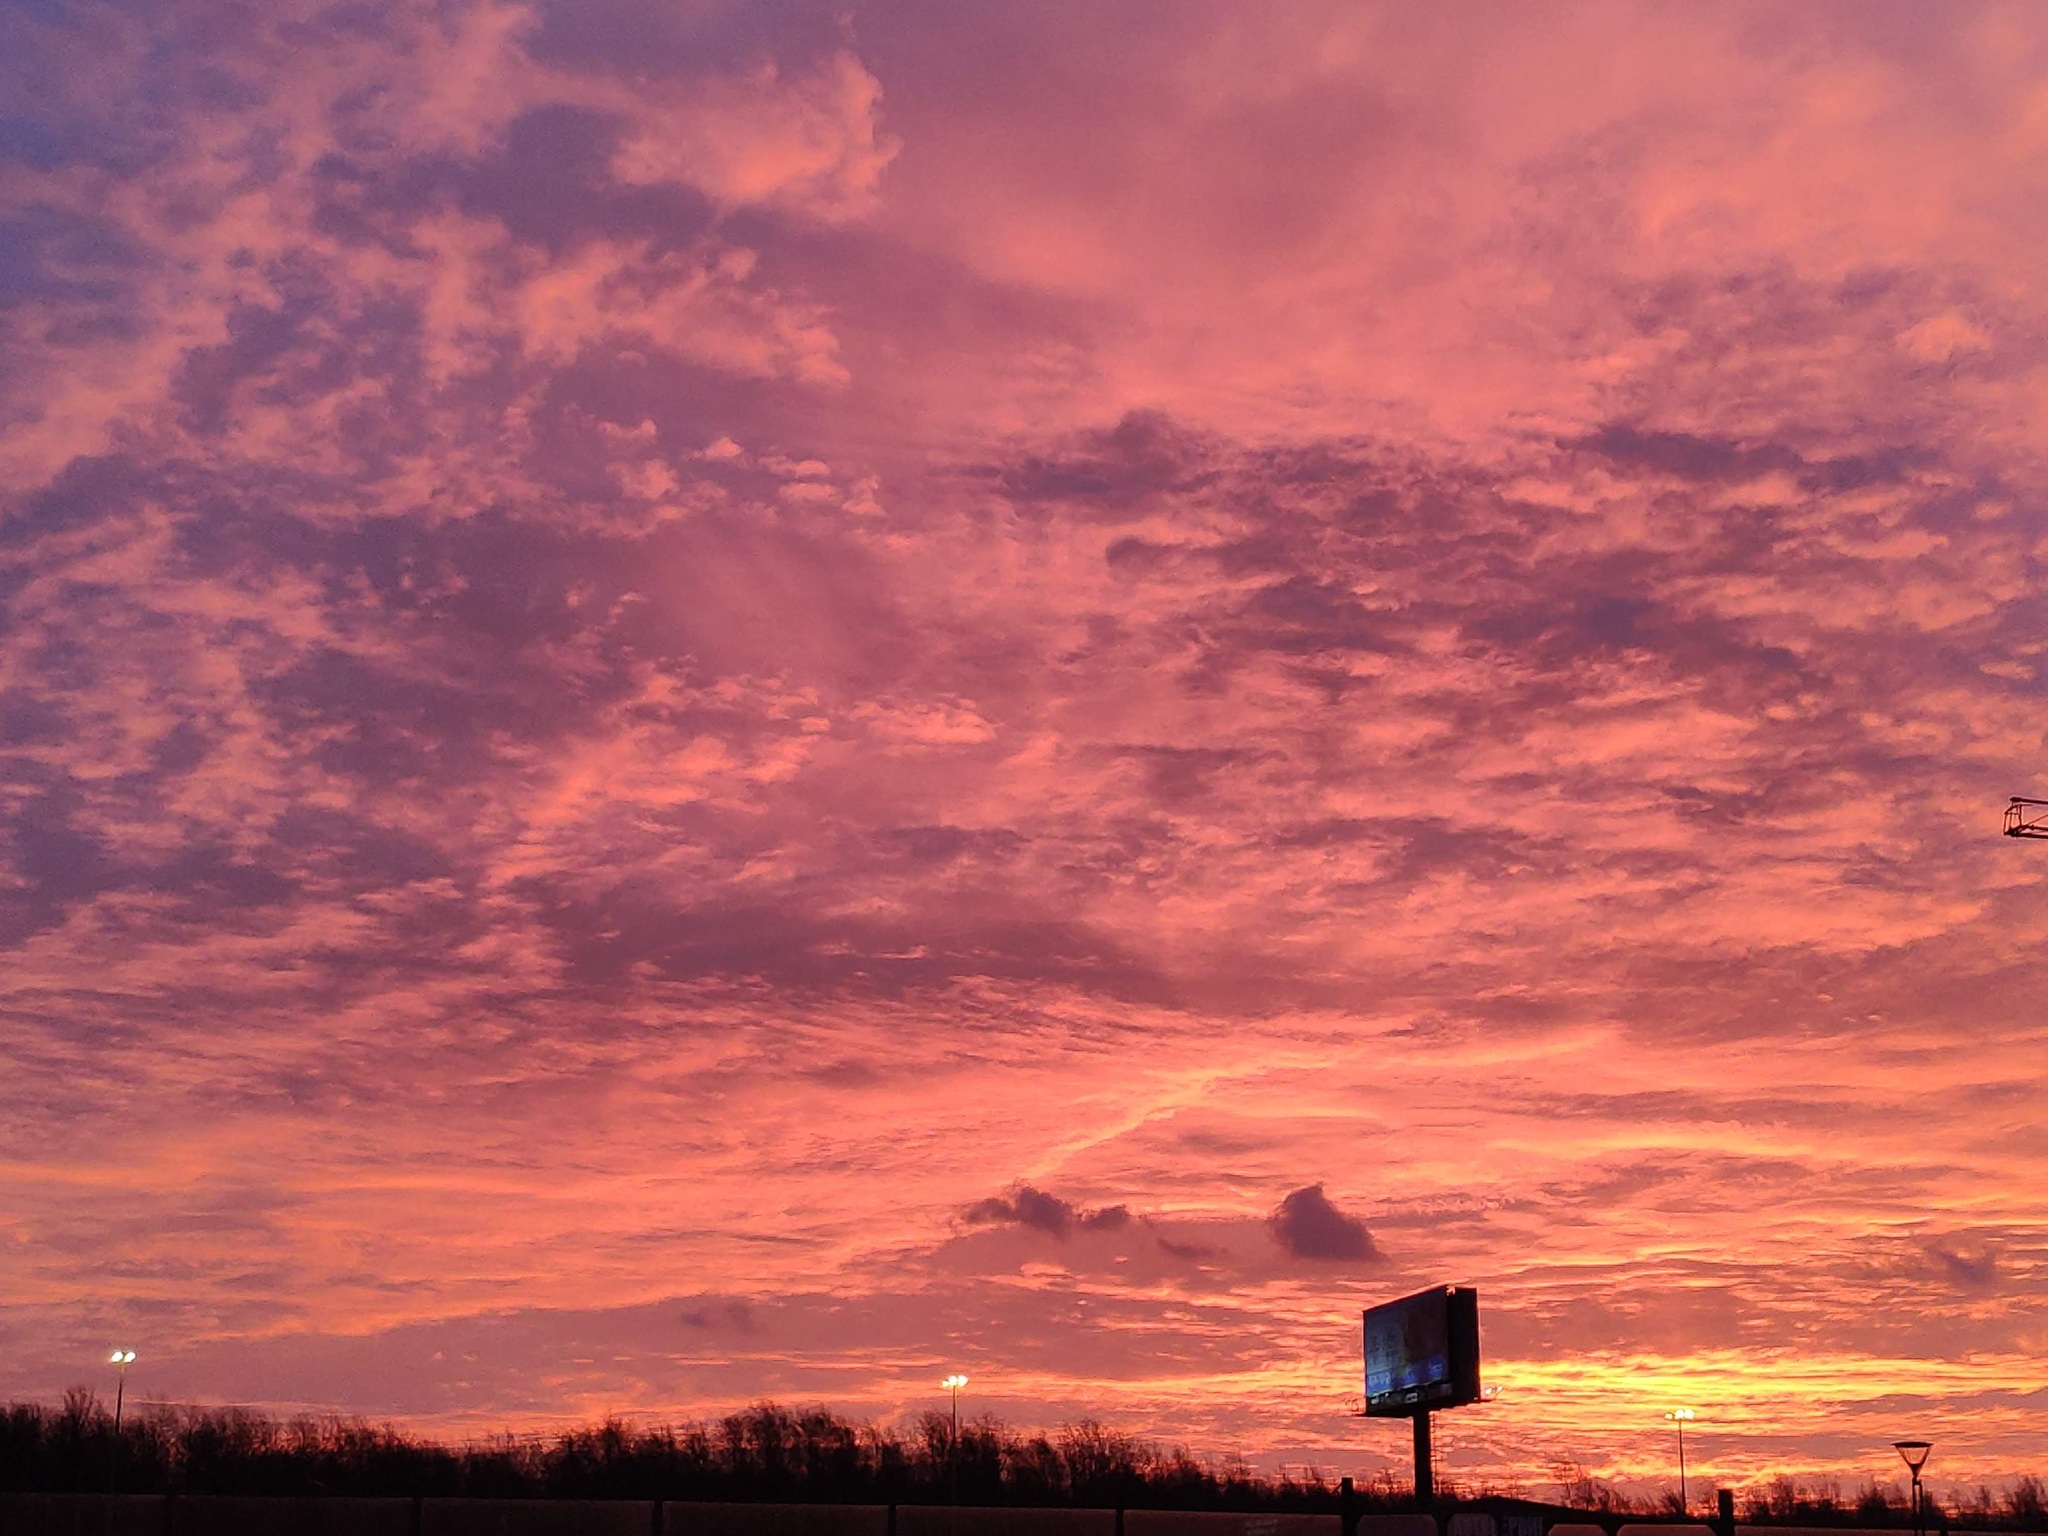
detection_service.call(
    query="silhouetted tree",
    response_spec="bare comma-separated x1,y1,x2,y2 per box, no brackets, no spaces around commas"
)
3,1392,2043,1525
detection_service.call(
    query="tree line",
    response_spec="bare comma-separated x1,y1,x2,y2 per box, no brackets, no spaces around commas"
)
1,1392,1366,1507
4,1391,2044,1528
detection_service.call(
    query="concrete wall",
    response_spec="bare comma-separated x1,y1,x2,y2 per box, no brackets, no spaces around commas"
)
898,1509,1115,1536
1355,1517,1437,1536
420,1500,653,1536
172,1496,414,1534
1128,1513,1341,1536
0,1494,167,1535
675,1503,889,1536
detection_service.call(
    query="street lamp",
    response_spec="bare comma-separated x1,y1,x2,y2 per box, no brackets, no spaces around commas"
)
1665,1409,1696,1514
941,1374,969,1506
108,1352,136,1434
1895,1441,1932,1536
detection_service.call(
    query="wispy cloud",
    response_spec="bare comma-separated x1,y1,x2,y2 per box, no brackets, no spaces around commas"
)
1,0,2044,1496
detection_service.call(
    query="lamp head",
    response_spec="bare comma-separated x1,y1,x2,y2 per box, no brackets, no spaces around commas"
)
110,1350,135,1365
1894,1441,1932,1473
1666,1409,1695,1422
941,1373,969,1390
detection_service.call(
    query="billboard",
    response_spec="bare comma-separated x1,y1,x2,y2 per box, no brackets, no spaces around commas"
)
1362,1285,1480,1416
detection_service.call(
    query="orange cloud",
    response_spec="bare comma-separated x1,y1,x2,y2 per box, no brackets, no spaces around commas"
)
0,0,2044,1501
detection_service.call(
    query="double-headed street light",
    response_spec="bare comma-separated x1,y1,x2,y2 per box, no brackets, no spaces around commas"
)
941,1374,969,1506
1895,1441,1933,1536
1665,1409,1696,1513
942,1373,970,1430
108,1352,137,1434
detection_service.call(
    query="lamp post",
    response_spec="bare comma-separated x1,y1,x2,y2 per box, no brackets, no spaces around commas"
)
1666,1409,1696,1514
107,1351,136,1495
109,1351,136,1434
941,1374,969,1506
1895,1441,1932,1536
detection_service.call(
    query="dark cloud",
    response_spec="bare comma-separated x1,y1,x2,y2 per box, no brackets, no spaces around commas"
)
994,411,1218,517
679,1300,758,1333
1922,1242,2000,1295
1267,1184,1380,1264
962,1186,1129,1238
1576,423,1804,484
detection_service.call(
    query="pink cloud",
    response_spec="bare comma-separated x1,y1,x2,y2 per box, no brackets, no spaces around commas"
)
0,0,2044,1502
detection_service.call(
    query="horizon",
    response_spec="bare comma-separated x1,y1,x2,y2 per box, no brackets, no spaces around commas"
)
2,0,2043,1501
11,1391,2041,1511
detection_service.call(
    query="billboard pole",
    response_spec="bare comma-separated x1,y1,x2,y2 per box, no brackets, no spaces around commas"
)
1362,1285,1477,1511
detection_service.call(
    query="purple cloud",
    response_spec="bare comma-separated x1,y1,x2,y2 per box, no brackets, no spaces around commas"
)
1268,1186,1381,1265
0,0,2044,1494
963,1187,1130,1238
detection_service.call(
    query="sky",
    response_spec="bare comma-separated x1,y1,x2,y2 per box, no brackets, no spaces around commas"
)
2,0,2046,1503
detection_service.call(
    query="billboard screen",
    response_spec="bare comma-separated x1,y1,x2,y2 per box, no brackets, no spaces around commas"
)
1363,1285,1480,1416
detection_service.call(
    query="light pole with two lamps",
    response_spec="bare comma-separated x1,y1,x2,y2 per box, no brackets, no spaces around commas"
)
1895,1440,1932,1536
107,1351,137,1495
109,1351,137,1434
942,1374,969,1507
1665,1409,1696,1515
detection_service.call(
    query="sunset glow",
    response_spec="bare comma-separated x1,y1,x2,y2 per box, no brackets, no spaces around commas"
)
3,0,2045,1503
